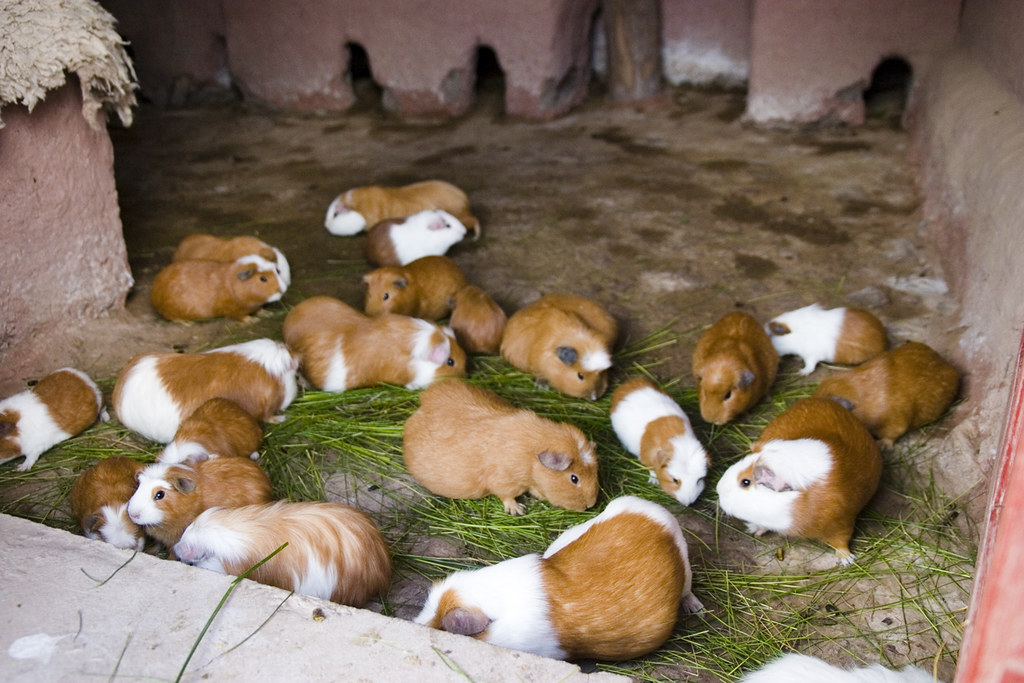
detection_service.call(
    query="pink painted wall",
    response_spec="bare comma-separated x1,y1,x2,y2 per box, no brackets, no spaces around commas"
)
961,0,1024,104
661,0,751,87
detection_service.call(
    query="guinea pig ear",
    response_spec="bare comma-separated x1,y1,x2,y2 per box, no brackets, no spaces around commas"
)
826,395,855,411
172,476,197,494
426,337,452,365
393,278,408,290
538,450,572,472
0,420,13,438
237,267,256,281
556,346,578,366
441,606,491,637
753,461,792,492
768,321,790,336
84,513,102,533
654,447,673,468
738,370,756,390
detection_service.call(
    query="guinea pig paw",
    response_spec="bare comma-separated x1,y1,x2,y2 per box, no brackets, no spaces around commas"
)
680,593,704,614
14,458,35,472
745,523,770,537
266,414,287,424
503,499,527,516
647,471,658,486
836,550,856,567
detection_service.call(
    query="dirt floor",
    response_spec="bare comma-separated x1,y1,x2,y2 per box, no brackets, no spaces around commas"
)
3,80,975,681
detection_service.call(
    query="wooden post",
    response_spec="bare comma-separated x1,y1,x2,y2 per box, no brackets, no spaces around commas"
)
603,0,662,102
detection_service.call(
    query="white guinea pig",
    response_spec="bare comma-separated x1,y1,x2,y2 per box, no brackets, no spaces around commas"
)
150,255,286,323
0,368,104,471
175,500,392,608
716,397,882,566
766,303,887,375
172,233,291,287
738,653,942,683
324,179,480,237
158,397,263,464
112,338,298,444
415,495,703,661
70,456,146,551
610,377,709,506
364,209,468,267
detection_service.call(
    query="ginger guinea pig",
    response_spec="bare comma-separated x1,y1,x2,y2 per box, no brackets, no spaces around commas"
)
325,179,480,238
112,338,298,443
415,495,703,661
739,653,940,683
813,341,960,449
0,368,104,471
175,500,391,607
450,284,508,354
403,380,598,515
150,255,286,323
127,457,273,555
692,311,778,425
173,233,291,287
500,293,618,400
70,456,146,551
362,255,467,319
282,295,465,392
364,209,468,267
767,303,887,375
158,398,263,464
716,396,882,565
610,377,709,505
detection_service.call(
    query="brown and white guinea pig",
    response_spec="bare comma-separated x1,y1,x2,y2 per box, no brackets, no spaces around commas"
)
174,500,391,608
716,396,882,566
415,495,703,661
403,380,598,515
158,397,263,464
692,311,778,425
150,255,286,323
127,456,273,555
112,338,298,444
738,653,941,683
449,284,508,354
813,341,960,449
172,233,291,287
0,368,105,471
610,378,709,506
70,456,146,551
324,179,480,238
364,209,468,267
362,255,467,319
282,295,466,392
500,293,618,400
766,303,888,375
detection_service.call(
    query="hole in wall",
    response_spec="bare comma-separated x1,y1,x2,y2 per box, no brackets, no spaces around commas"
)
863,56,912,127
473,45,506,114
345,42,382,110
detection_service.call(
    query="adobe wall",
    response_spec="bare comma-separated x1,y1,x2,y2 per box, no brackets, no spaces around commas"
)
661,0,751,88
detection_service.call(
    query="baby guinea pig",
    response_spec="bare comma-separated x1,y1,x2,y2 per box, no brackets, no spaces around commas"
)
325,179,480,238
175,500,391,608
70,456,146,551
610,378,710,505
127,457,273,555
150,255,286,323
500,293,618,400
813,341,960,449
716,396,882,566
158,398,263,464
692,311,778,425
767,303,887,375
364,209,468,267
362,255,467,319
112,338,298,443
172,233,291,287
283,296,465,392
449,285,508,354
738,653,941,683
415,495,703,661
403,380,598,515
0,367,104,471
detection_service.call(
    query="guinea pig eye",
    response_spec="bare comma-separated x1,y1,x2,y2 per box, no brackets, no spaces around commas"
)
577,372,585,381
740,478,751,488
382,293,389,300
672,478,681,486
724,390,733,401
446,357,455,367
154,490,165,501
570,474,580,485
260,275,268,282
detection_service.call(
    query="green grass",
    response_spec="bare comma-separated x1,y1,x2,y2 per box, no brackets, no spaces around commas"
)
0,330,973,682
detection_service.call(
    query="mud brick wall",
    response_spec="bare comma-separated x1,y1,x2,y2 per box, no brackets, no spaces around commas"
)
661,0,751,88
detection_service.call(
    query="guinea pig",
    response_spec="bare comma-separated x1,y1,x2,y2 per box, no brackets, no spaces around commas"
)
112,338,298,443
174,500,391,608
767,303,888,375
70,456,146,551
716,396,882,566
364,209,468,267
0,367,105,471
415,495,703,661
449,284,508,354
610,377,709,506
172,233,291,287
813,341,960,449
324,179,480,238
403,380,598,515
127,456,273,555
500,293,618,400
692,311,778,425
150,255,286,323
362,255,467,318
282,295,466,392
738,653,941,683
158,397,263,464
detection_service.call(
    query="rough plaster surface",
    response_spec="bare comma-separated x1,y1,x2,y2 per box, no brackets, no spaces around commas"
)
960,0,1024,106
661,0,751,87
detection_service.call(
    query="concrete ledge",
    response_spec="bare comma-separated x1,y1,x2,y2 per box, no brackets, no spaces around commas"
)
0,514,624,682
